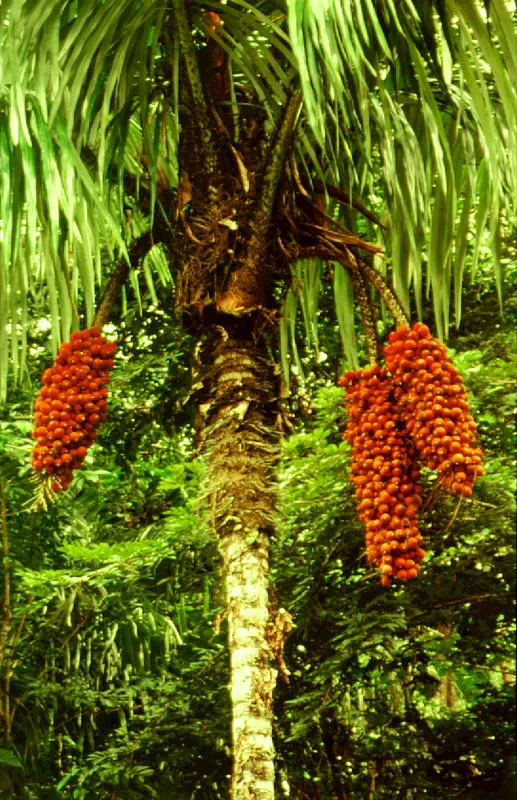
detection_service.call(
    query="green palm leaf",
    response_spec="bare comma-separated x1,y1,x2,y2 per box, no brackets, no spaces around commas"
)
0,0,175,397
0,0,515,396
283,0,515,360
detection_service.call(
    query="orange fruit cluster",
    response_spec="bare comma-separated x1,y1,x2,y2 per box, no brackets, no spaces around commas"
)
339,323,484,585
31,327,116,492
339,366,426,586
384,323,483,498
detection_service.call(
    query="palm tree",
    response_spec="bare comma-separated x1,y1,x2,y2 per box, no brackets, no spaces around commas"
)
1,0,515,797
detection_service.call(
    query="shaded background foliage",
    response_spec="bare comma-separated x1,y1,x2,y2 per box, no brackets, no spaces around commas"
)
271,252,516,799
0,1,515,797
1,0,515,392
0,260,515,799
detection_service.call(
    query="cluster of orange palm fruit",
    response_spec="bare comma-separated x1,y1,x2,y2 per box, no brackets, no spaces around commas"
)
31,327,116,492
339,322,483,586
384,324,483,497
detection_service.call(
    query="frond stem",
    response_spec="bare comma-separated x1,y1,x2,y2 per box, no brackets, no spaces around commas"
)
172,0,216,176
347,267,382,365
361,263,409,327
310,179,388,231
249,90,303,245
93,230,155,328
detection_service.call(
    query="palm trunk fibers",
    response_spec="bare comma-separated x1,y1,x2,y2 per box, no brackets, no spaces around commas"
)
201,326,279,800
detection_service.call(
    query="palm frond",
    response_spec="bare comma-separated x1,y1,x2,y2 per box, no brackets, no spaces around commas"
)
0,0,176,398
333,263,359,369
285,0,516,342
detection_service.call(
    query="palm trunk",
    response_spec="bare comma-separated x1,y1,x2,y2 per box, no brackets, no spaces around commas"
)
199,323,279,799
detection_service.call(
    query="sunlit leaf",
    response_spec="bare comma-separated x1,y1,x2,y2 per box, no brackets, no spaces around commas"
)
333,263,359,369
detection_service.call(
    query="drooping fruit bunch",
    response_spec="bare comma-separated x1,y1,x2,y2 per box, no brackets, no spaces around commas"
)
384,323,483,498
31,327,116,493
339,321,484,586
339,365,426,586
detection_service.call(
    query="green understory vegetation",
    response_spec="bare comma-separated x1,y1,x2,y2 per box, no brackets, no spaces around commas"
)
0,270,515,799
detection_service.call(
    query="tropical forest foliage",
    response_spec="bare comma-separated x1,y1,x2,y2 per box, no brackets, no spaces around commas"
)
1,261,515,799
0,0,516,798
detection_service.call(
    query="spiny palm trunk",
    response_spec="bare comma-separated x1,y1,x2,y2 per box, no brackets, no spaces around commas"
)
199,323,279,799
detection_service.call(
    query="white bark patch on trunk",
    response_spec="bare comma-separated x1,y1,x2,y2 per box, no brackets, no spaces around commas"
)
223,530,276,800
